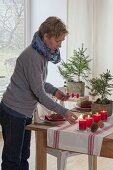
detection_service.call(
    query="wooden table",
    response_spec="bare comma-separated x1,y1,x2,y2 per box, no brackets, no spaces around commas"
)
26,123,113,170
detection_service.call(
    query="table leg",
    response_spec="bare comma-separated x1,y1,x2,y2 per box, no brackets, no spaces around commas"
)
88,155,97,170
35,131,47,170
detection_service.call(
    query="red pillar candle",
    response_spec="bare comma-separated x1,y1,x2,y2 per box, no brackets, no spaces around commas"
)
93,112,101,123
79,115,87,130
85,115,93,127
100,110,108,121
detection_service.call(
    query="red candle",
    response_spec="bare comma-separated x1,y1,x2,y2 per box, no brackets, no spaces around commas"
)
79,115,87,130
71,93,74,98
85,115,93,127
93,112,101,123
76,93,80,98
100,110,108,121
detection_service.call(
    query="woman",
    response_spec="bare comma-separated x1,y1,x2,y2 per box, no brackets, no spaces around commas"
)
0,16,78,170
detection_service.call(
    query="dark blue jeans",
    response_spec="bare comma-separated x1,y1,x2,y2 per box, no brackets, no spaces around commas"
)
0,102,32,170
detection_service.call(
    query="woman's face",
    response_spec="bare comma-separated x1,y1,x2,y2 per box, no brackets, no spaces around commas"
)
43,33,66,50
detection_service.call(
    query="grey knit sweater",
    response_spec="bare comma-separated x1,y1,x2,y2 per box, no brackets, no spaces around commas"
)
2,45,68,117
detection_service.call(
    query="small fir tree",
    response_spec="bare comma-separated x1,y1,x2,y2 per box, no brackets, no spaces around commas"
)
58,44,91,82
86,70,113,104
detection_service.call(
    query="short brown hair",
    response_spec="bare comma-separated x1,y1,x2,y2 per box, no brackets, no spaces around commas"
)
38,16,68,38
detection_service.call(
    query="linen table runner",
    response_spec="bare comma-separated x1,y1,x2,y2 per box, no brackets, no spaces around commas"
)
47,117,113,156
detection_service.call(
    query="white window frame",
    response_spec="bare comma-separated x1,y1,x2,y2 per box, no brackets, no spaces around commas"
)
24,0,31,47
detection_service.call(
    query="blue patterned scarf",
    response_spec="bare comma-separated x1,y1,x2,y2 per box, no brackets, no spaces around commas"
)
31,32,61,64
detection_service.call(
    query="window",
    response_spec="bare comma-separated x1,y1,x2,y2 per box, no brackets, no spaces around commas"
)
0,0,28,99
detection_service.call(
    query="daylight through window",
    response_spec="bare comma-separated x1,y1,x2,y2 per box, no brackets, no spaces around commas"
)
0,0,25,99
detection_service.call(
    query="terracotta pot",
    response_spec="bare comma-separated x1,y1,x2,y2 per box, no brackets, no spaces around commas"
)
91,101,112,117
66,81,85,96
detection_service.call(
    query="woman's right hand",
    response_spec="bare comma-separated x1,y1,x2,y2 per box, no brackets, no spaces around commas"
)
64,110,78,124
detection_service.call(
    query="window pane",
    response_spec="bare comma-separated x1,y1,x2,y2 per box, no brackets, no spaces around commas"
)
0,0,25,99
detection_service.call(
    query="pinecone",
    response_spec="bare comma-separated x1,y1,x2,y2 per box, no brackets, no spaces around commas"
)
91,122,98,132
98,120,104,128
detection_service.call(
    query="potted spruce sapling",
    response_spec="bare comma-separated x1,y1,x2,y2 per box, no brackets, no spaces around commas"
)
86,69,113,116
58,44,91,96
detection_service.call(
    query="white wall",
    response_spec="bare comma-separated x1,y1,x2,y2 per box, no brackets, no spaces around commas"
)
30,0,68,87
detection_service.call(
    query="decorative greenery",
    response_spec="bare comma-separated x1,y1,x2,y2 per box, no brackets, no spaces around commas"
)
58,44,91,82
86,69,113,104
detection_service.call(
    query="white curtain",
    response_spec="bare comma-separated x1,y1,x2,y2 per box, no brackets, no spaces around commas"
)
67,0,93,63
93,0,113,77
67,0,113,98
67,0,113,77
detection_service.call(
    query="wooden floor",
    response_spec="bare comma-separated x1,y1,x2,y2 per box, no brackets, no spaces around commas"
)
0,132,113,170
